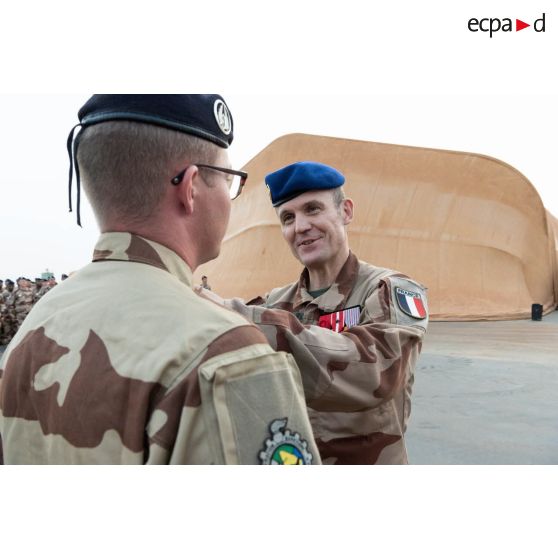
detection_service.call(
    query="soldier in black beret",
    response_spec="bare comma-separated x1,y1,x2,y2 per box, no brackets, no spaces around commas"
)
0,95,318,466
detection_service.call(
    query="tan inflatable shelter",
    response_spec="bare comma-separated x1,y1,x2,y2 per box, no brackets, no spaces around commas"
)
198,134,558,320
549,210,558,300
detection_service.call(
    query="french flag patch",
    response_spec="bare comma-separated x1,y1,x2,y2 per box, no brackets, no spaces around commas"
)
395,287,427,319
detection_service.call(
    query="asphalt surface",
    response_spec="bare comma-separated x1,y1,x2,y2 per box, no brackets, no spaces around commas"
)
407,311,558,464
2,313,557,464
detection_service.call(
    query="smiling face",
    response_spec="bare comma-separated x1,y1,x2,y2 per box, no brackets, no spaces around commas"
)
276,189,354,270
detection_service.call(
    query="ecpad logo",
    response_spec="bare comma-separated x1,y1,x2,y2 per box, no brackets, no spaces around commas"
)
468,13,546,37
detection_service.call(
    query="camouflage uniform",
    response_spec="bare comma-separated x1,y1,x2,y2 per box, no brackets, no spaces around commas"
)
0,290,16,346
226,252,428,464
13,285,34,328
0,233,319,465
34,283,53,303
0,290,4,345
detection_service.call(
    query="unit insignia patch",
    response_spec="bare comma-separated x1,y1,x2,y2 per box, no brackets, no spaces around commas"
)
259,418,313,465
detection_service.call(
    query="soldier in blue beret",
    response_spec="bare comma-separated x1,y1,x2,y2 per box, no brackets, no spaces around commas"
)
0,96,319,465
211,159,429,464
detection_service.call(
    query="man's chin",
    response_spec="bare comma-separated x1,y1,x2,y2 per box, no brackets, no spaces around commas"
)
296,249,325,269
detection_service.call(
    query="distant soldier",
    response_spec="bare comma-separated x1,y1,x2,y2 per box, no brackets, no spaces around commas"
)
0,280,4,341
0,279,16,345
2,280,15,304
34,278,56,302
13,277,35,329
200,275,212,290
0,94,319,465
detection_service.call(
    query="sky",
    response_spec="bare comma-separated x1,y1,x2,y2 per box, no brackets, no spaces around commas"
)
1,1,557,555
1,93,557,281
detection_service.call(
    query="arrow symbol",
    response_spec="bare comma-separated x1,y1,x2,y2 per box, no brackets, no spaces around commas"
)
516,19,530,31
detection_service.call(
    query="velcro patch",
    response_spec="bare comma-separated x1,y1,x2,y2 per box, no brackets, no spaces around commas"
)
318,305,361,332
395,287,427,319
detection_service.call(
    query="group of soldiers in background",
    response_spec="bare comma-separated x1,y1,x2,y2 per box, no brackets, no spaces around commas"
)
0,275,67,346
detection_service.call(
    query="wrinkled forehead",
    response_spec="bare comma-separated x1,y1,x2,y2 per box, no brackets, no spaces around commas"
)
275,189,335,216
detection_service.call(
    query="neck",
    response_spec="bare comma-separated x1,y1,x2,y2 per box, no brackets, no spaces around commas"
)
306,246,350,290
103,220,199,271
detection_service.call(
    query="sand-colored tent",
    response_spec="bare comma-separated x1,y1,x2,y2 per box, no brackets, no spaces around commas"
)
548,209,558,302
198,133,557,320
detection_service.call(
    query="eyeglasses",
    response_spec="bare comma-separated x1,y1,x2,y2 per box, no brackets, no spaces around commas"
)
171,164,248,200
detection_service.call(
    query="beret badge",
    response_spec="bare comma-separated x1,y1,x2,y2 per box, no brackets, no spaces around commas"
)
214,99,232,135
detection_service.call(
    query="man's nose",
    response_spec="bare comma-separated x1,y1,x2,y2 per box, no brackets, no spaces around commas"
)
294,214,312,234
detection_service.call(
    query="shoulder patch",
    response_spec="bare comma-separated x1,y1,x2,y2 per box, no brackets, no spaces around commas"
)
259,418,314,465
389,277,428,328
395,287,427,319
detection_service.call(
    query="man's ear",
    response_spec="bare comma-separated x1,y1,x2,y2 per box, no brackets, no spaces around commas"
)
174,166,198,215
342,197,354,225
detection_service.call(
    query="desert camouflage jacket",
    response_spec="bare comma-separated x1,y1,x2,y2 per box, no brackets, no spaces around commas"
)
226,252,428,464
13,287,34,315
2,289,15,311
0,290,14,328
0,233,319,465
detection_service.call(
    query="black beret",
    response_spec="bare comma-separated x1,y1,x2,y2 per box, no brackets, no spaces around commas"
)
77,94,234,147
265,161,345,207
67,94,234,227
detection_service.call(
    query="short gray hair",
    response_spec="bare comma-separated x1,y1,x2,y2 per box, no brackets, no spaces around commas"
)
332,187,346,209
77,121,219,225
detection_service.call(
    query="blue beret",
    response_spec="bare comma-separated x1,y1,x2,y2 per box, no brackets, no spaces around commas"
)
265,161,345,207
77,94,234,147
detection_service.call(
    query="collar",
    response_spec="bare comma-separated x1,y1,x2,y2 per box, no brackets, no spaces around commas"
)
293,251,360,312
92,232,193,288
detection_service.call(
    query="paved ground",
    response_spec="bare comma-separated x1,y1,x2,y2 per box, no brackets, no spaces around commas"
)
2,313,557,464
407,311,558,464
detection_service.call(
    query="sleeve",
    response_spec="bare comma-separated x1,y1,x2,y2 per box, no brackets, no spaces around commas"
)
146,325,320,465
225,277,428,413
